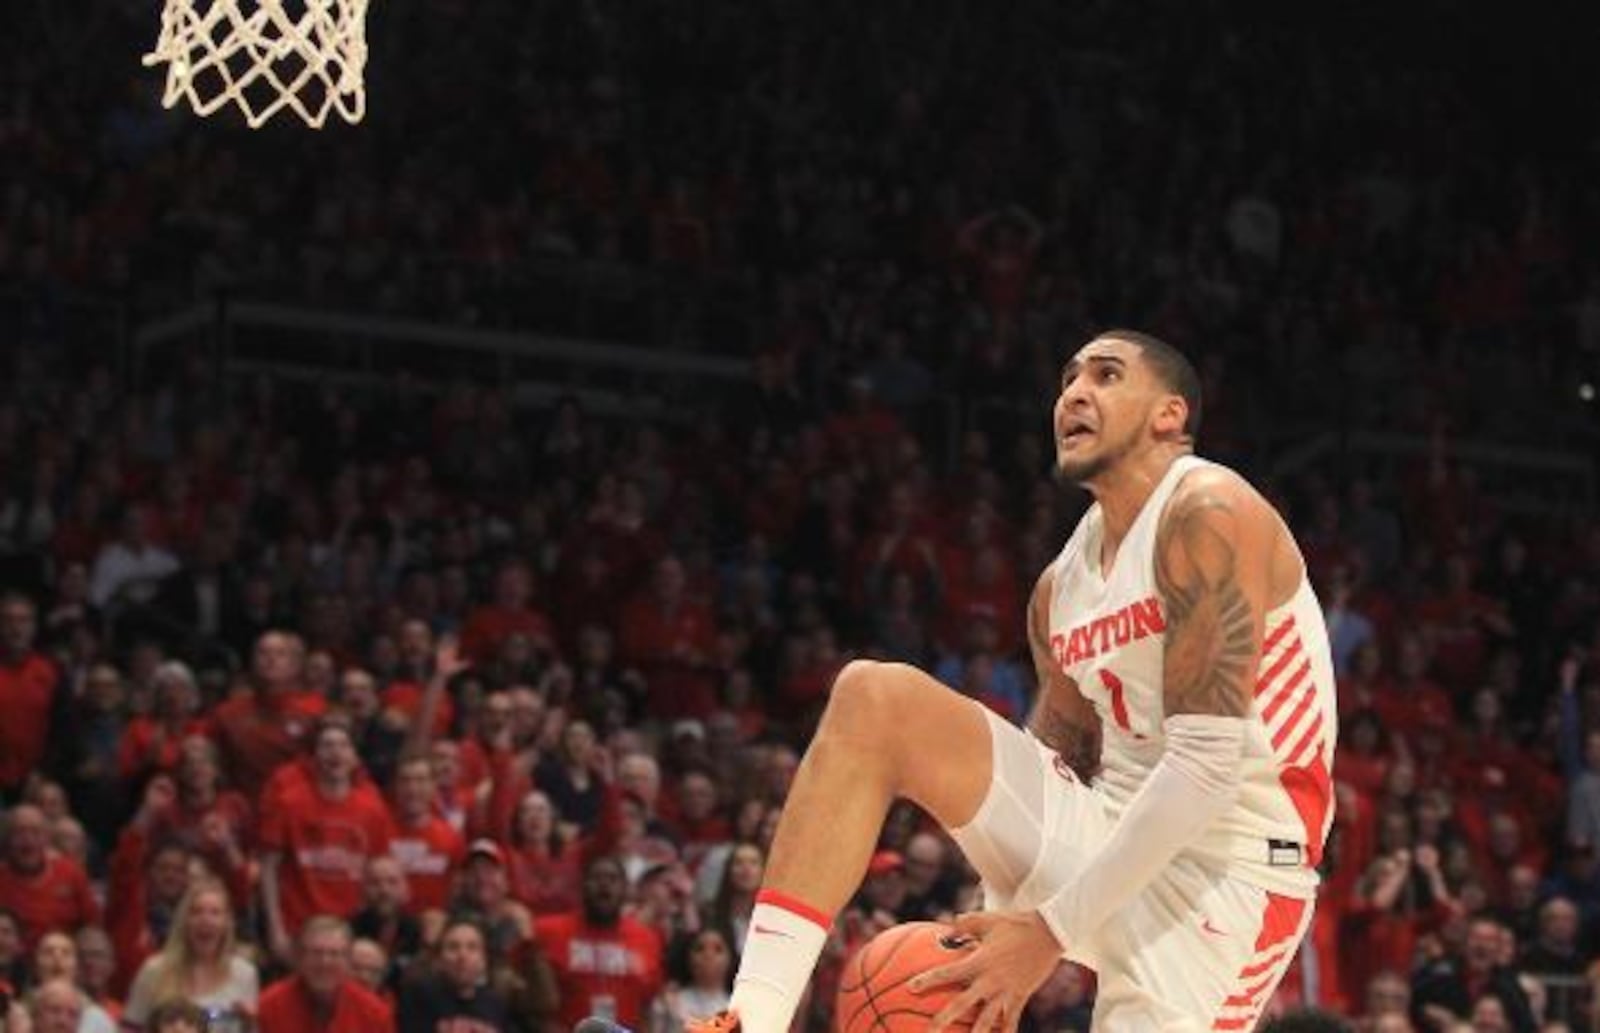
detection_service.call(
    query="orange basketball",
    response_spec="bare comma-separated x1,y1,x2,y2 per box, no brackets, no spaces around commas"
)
835,922,976,1033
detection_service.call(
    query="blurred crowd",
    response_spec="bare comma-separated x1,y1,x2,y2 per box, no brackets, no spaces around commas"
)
4,1,1600,1033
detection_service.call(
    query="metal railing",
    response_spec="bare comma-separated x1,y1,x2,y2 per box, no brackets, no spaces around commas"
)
131,295,752,420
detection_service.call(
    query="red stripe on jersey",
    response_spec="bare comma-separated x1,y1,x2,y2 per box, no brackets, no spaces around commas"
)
1270,682,1318,749
1286,714,1325,767
1238,950,1288,980
1255,893,1308,951
1262,616,1296,658
1260,660,1310,722
1222,973,1277,1006
1212,870,1312,1033
1279,756,1332,867
1253,637,1303,699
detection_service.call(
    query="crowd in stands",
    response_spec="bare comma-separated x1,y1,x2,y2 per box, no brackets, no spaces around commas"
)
3,1,1600,1032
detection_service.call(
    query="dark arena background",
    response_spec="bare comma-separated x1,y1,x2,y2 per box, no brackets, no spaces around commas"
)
2,0,1599,1030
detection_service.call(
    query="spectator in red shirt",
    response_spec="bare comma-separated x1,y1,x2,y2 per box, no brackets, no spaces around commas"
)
118,661,209,783
105,780,201,995
153,738,254,902
1375,633,1453,741
1333,710,1393,806
490,781,620,917
260,720,395,964
210,631,329,800
1414,553,1515,692
532,854,664,1031
257,916,394,1033
0,592,68,797
459,560,556,669
380,620,456,740
957,206,1042,323
667,769,732,873
387,754,465,914
619,555,720,719
0,803,100,948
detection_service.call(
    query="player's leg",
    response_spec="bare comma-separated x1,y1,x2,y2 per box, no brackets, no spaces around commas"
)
1089,859,1313,1033
713,660,997,1033
764,659,996,901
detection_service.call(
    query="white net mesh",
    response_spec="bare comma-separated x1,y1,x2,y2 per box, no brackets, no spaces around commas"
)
143,0,371,129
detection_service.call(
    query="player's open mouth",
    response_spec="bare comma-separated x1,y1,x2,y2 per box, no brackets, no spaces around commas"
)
1060,423,1094,446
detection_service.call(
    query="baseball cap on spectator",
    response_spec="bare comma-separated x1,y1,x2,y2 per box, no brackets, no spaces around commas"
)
867,850,905,877
671,719,707,742
466,839,505,866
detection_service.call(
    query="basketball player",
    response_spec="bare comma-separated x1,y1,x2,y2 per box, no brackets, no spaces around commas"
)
691,331,1336,1033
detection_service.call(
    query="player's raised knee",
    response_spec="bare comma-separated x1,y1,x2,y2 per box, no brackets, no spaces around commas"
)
822,659,923,736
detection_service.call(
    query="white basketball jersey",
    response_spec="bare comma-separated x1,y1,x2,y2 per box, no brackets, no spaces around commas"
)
1046,455,1336,895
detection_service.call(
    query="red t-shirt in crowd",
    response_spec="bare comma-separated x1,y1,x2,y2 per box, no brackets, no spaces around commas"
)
618,596,719,719
533,912,664,1030
259,766,395,936
0,854,101,947
0,651,61,790
388,811,465,913
210,689,329,799
257,975,395,1033
118,716,213,780
379,679,455,739
459,605,556,666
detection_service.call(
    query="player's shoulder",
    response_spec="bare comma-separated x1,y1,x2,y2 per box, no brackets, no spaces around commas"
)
1163,460,1278,535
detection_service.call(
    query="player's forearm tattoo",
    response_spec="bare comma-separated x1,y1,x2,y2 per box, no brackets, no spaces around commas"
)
1031,704,1101,783
1155,489,1255,718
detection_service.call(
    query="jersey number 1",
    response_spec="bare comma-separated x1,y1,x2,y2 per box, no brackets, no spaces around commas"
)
1098,669,1136,735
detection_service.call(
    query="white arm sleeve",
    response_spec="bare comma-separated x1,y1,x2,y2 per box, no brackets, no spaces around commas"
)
1036,713,1246,948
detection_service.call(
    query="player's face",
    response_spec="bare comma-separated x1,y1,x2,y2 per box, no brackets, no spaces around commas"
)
1053,337,1171,484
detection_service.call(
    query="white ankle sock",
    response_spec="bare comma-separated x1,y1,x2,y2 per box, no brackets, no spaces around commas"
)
728,891,831,1033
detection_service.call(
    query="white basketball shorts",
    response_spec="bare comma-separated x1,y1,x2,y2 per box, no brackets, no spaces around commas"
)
949,705,1313,1033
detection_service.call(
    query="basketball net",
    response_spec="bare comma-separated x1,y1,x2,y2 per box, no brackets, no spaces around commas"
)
143,0,370,129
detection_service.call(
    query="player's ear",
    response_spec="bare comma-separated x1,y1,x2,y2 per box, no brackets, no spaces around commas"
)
1152,394,1189,441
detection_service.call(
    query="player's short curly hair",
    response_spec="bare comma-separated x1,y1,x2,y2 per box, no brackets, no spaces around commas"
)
1099,328,1204,440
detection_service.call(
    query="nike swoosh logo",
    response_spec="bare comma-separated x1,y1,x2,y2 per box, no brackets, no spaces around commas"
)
754,924,794,939
1201,918,1226,937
